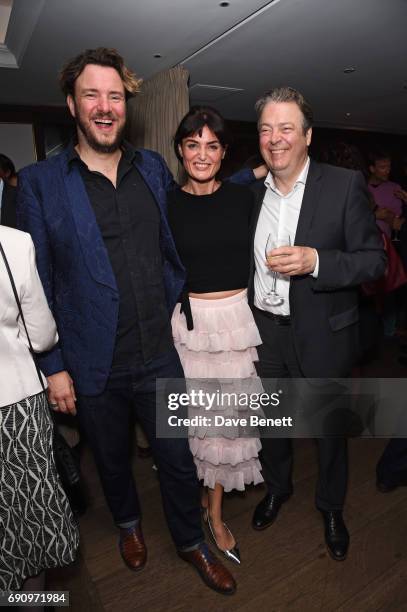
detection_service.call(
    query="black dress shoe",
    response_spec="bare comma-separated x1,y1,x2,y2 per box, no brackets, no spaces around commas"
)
252,493,289,531
320,510,349,561
377,479,398,493
377,477,407,493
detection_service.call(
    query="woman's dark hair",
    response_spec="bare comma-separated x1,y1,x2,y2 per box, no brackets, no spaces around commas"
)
0,153,16,178
173,105,231,162
321,141,368,178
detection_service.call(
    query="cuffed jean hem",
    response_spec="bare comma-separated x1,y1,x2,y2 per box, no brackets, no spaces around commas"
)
117,517,140,529
177,538,205,552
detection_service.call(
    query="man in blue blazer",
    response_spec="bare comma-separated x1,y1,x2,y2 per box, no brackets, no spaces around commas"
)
17,47,240,595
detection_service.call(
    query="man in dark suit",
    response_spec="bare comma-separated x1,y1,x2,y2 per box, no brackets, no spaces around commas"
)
17,47,237,595
249,87,386,560
0,154,18,228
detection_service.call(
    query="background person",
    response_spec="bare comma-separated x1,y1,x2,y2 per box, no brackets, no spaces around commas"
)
368,151,406,337
368,151,404,237
0,153,18,228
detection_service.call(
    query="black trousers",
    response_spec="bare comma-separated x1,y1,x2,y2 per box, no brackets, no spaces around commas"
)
377,439,407,485
77,347,204,549
253,307,348,511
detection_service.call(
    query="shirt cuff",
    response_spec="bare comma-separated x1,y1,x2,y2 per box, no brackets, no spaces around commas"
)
311,249,319,278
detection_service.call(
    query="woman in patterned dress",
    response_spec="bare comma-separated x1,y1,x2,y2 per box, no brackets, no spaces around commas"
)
0,225,79,593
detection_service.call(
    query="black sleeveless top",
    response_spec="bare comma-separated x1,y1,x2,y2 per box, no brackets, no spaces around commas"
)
167,182,254,293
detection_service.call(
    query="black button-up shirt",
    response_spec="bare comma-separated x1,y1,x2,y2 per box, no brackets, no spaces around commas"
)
68,141,172,366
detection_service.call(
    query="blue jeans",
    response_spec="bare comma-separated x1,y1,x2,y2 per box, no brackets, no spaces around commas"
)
77,348,203,549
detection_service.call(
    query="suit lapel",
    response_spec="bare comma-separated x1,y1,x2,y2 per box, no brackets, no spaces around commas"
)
250,162,323,250
248,180,267,301
134,153,184,271
294,159,322,246
250,180,267,252
62,159,117,290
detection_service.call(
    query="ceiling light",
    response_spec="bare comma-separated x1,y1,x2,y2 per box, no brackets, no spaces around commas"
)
153,53,162,58
343,67,356,74
219,2,230,6
345,112,351,117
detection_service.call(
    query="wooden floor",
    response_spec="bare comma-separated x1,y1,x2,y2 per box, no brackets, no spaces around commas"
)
48,339,407,612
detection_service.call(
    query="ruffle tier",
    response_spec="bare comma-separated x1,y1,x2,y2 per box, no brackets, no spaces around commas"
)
175,343,259,379
189,436,261,465
195,458,264,493
172,290,262,354
172,290,264,491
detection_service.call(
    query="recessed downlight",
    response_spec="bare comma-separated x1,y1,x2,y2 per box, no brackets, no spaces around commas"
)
154,53,162,58
343,67,356,74
345,112,351,117
220,1,230,6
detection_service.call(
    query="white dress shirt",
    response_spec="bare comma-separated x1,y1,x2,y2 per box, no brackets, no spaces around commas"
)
254,157,318,315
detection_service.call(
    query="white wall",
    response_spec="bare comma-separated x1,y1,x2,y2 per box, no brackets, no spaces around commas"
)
0,122,36,171
0,0,13,44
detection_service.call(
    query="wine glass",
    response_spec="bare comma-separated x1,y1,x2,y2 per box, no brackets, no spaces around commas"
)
392,229,400,242
263,233,291,306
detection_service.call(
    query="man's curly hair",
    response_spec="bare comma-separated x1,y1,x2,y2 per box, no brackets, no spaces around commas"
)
59,47,142,100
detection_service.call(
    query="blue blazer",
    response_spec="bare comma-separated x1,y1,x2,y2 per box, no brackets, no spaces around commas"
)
17,148,187,395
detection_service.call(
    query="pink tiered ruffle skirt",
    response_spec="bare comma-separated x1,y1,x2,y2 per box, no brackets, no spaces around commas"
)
172,289,264,492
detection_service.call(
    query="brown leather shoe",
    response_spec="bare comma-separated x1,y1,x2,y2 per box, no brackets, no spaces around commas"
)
178,543,236,595
119,524,147,572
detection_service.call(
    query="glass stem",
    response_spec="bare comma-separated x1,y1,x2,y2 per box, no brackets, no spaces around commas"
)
272,272,277,293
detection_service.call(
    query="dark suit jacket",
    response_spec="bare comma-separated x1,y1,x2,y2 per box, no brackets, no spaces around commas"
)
17,147,186,395
249,160,386,377
0,183,17,228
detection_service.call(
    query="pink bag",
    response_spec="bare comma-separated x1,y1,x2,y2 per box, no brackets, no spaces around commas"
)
362,232,407,295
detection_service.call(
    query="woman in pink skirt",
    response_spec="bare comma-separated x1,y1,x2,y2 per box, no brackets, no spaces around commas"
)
168,106,264,564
